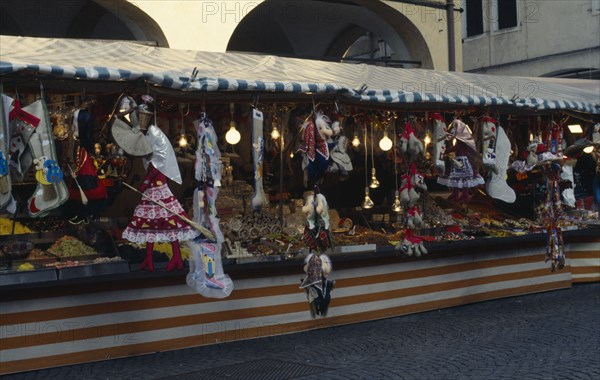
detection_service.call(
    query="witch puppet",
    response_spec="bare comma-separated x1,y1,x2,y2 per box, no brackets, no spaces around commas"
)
119,100,200,272
437,118,485,203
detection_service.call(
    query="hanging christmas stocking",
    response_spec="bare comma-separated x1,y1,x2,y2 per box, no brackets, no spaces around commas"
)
485,125,516,203
251,108,267,211
0,92,15,211
186,113,233,299
25,98,69,217
8,99,39,180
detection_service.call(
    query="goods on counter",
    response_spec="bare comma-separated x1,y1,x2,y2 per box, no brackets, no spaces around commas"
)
47,235,96,257
0,218,34,235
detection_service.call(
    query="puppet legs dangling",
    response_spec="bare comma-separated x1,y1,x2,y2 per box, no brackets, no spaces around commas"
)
166,241,183,272
140,240,183,272
140,242,155,272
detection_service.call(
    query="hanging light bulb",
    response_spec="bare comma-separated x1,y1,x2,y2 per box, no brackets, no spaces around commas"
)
362,187,374,209
392,190,403,213
379,130,393,151
178,133,189,148
424,131,432,147
369,123,379,188
352,134,360,147
369,167,380,188
289,151,294,158
583,145,594,154
225,103,241,145
271,125,280,140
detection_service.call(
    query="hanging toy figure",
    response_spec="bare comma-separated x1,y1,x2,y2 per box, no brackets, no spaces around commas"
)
67,107,108,224
122,99,199,272
299,190,335,318
437,118,484,203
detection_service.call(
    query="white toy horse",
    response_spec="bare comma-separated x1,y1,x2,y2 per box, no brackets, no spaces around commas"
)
399,121,424,161
399,163,427,207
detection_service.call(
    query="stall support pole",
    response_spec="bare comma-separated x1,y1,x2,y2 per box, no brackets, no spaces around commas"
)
279,115,284,228
446,0,456,71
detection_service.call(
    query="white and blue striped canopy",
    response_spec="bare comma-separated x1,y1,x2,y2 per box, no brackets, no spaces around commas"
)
1,35,598,114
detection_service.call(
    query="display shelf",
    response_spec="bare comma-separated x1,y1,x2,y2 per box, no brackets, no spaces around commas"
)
0,267,58,286
58,260,131,280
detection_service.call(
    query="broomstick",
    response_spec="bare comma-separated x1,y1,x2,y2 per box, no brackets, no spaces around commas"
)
122,182,215,241
67,164,88,205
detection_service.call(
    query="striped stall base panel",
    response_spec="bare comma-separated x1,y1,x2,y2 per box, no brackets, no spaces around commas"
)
568,239,600,283
0,243,595,375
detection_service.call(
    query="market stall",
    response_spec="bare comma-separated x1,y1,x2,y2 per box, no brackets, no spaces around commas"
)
1,35,599,374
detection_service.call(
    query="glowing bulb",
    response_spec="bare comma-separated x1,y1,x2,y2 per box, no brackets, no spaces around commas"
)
271,126,280,140
583,146,594,154
178,134,188,148
529,133,534,142
392,190,403,213
379,131,393,151
225,122,241,145
362,187,374,209
352,134,360,147
290,152,294,158
452,138,457,147
424,133,431,147
369,168,380,189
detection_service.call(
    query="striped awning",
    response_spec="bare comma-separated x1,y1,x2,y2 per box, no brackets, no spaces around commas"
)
1,35,598,114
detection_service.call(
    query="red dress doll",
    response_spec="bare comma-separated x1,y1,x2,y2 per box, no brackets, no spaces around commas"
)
122,124,199,271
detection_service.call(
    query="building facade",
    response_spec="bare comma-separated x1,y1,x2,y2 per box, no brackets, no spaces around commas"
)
0,0,463,71
461,0,600,79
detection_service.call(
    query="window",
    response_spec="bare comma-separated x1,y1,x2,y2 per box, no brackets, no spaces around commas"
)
498,0,518,29
466,0,484,37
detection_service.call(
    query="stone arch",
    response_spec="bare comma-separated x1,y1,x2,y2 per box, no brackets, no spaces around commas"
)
227,0,434,68
0,0,168,47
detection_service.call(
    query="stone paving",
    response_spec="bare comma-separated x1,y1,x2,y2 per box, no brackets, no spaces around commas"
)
4,283,599,380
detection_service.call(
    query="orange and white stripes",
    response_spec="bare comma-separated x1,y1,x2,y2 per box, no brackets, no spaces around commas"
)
0,239,597,375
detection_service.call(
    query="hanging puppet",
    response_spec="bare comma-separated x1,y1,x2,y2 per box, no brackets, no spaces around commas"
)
437,118,484,203
296,110,335,186
481,116,516,203
67,107,108,224
431,113,447,174
251,108,268,211
186,112,233,298
122,102,199,272
299,190,334,318
544,163,565,272
327,117,353,176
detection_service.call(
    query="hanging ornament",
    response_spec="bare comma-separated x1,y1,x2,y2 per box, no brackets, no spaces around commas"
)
379,130,393,151
392,190,403,213
225,103,241,145
362,187,374,209
369,122,379,188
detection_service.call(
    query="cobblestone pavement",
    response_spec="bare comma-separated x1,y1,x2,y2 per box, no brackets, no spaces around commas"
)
4,283,599,380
